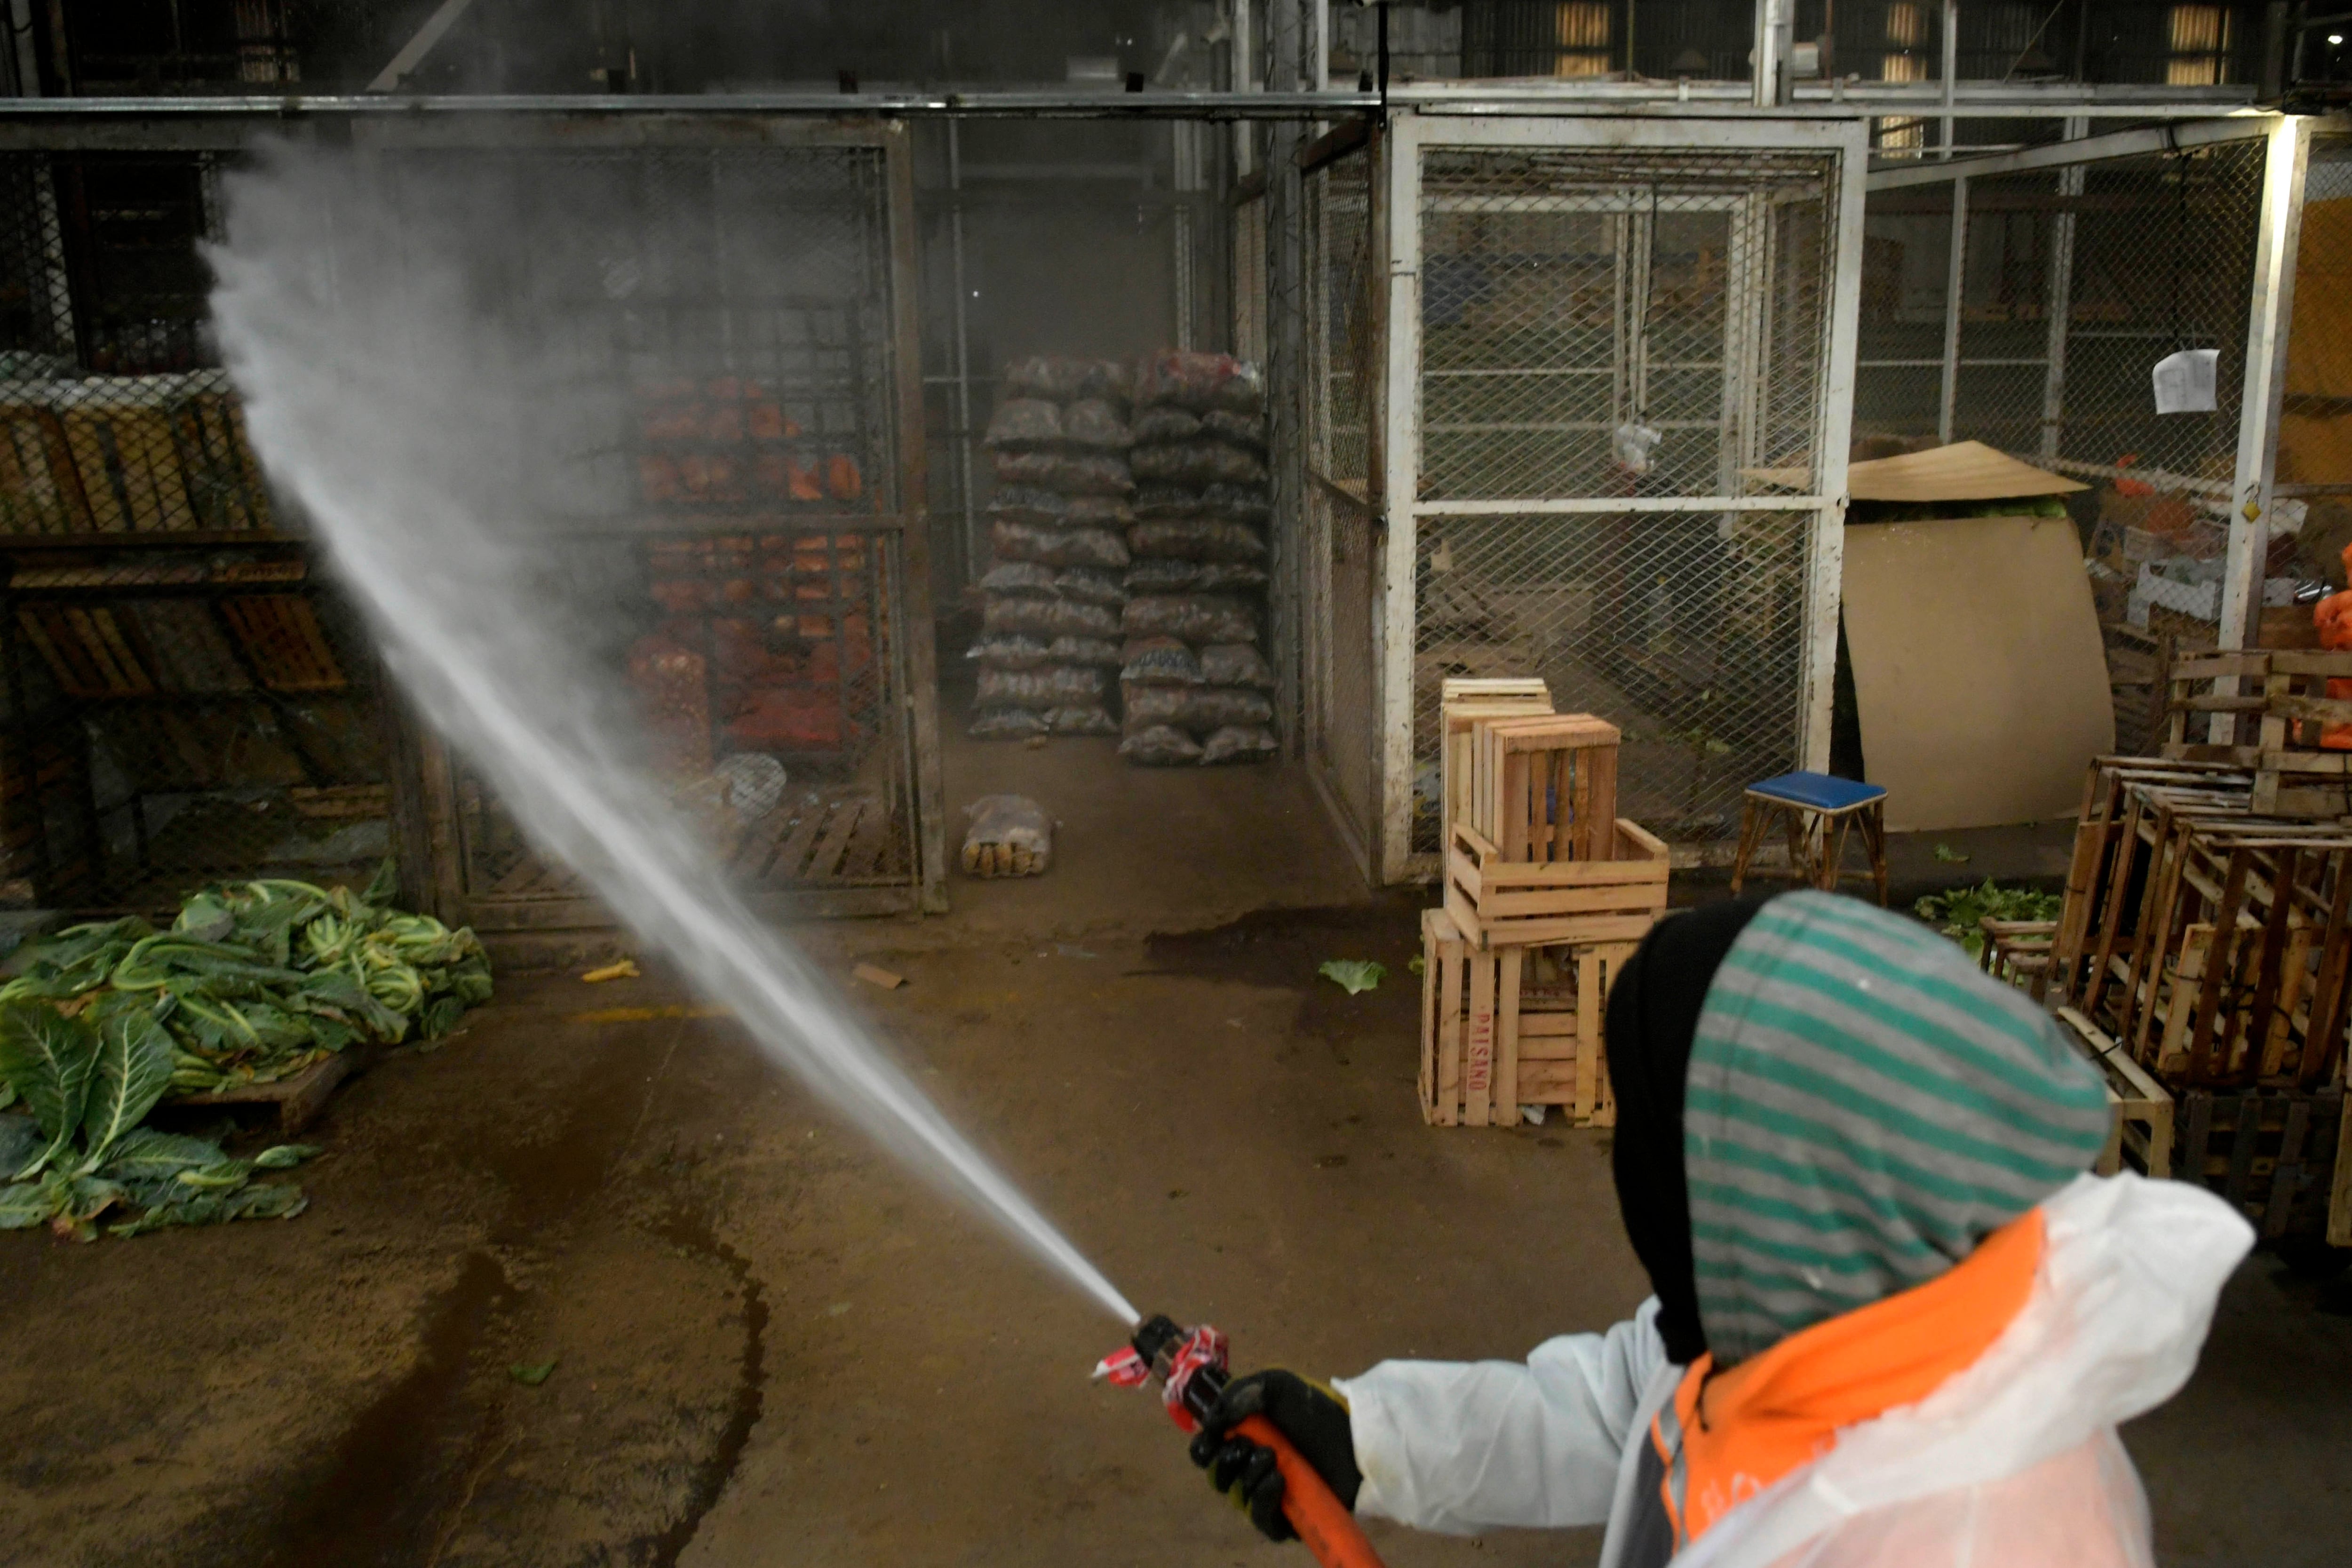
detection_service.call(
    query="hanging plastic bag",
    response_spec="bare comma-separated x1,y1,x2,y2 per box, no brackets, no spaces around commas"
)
1613,421,1663,475
2152,348,2219,414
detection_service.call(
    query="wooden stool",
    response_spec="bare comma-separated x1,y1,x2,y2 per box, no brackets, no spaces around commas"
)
1729,772,1888,906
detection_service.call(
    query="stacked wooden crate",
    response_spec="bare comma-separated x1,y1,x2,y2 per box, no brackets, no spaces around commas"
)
1420,682,1670,1130
2047,754,2352,1246
2158,649,2352,816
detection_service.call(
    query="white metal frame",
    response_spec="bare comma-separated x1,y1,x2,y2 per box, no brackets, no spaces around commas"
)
1369,109,1869,884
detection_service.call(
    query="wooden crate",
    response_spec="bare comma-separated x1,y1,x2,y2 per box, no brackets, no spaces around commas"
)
2177,1087,2347,1242
1419,909,1629,1129
2057,1006,2175,1179
1440,679,1552,845
2160,650,2352,816
1470,713,1621,862
2053,759,2352,1092
1444,817,1668,949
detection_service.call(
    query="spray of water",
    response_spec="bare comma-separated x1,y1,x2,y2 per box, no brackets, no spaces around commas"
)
206,143,1137,1328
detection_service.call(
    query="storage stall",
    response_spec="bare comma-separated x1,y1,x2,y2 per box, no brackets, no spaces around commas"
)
1301,109,1869,884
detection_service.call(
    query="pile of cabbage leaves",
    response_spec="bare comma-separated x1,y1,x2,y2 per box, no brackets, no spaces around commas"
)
0,864,490,1239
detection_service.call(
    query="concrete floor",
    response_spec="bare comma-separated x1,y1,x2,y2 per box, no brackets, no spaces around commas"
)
0,734,2346,1568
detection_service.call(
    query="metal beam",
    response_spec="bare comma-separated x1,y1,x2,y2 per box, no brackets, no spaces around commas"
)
366,0,482,94
2220,115,2314,654
1870,114,2278,189
0,82,2270,127
1939,175,1969,443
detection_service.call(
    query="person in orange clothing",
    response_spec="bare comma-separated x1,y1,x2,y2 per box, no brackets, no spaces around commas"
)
1189,893,2252,1568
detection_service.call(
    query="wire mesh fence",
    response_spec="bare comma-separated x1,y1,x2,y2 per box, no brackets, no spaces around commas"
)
0,134,930,917
1301,140,1382,853
1854,133,2273,764
1409,143,1843,851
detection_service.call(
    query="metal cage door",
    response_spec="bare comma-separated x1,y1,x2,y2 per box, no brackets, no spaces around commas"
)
1376,113,1866,882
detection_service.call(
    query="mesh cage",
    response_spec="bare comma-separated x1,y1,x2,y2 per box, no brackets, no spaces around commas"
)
1856,135,2272,762
0,135,927,920
1411,143,1843,851
1857,137,2267,487
0,556,390,912
378,144,925,918
1301,141,1382,856
0,149,392,913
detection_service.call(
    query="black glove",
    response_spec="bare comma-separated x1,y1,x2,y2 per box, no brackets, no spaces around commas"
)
1187,1369,1362,1543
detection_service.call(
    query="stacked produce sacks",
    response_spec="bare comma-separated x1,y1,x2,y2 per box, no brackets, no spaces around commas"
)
968,356,1134,740
1117,351,1277,766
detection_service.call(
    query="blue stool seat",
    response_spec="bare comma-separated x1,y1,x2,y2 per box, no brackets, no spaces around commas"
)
1732,772,1889,905
1745,770,1887,814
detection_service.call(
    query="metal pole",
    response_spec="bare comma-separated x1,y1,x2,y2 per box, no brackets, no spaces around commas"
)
1311,0,1329,91
1803,120,1874,773
7,0,38,96
946,119,979,588
2219,113,2312,655
1940,1,1960,157
2039,115,2084,462
1379,107,1423,882
1939,173,1968,443
1753,0,1781,108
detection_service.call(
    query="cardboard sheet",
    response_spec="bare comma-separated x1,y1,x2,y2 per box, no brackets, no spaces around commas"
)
1749,440,2089,501
1842,515,2114,832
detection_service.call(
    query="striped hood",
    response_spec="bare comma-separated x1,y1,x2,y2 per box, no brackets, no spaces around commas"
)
1685,891,2112,1368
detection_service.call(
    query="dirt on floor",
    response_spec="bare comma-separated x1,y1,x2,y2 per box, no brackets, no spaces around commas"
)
1,741,2348,1568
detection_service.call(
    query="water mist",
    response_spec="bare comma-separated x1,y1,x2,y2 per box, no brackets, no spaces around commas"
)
206,143,1136,1327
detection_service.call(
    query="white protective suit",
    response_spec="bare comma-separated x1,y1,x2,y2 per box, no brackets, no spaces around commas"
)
1333,1172,2252,1568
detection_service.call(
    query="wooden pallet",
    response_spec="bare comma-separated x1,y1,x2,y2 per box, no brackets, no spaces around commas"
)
1419,908,1629,1129
170,1047,375,1136
1443,817,1668,950
2161,650,2352,816
1471,713,1621,863
2064,791,2352,1089
2177,1086,2347,1242
2057,1006,2175,1180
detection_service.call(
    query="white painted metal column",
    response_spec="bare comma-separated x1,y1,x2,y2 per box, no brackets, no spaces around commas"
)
2219,114,2313,653
1377,108,1424,883
2039,117,2086,462
1802,126,1872,772
1938,174,1968,443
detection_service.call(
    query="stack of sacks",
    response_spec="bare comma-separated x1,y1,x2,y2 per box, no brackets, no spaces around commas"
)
1117,351,1277,766
968,357,1134,739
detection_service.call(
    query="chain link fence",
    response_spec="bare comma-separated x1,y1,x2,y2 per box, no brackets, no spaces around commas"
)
1409,143,1843,852
1855,132,2273,759
1300,140,1381,859
0,133,932,918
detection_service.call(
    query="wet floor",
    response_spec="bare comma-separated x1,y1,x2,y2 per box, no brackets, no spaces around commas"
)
0,752,2347,1565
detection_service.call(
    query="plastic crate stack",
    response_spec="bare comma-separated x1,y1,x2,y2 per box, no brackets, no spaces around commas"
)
1115,351,1278,767
968,357,1136,740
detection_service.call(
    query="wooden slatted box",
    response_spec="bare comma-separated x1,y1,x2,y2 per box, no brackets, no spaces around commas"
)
1419,908,1629,1130
1439,678,1552,845
1471,713,1621,863
1444,817,1669,950
2161,650,2352,817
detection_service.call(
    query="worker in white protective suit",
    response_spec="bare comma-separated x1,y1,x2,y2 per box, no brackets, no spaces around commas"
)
1191,891,2254,1567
